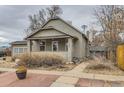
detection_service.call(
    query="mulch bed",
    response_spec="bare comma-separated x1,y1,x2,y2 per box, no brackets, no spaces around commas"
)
0,61,77,71
27,64,77,71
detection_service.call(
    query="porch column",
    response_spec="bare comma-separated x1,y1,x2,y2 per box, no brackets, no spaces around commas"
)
68,37,73,61
32,40,40,52
27,40,31,53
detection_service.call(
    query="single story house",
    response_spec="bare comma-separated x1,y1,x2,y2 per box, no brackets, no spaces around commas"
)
11,17,89,62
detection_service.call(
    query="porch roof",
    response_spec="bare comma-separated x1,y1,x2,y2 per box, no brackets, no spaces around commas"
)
11,40,27,45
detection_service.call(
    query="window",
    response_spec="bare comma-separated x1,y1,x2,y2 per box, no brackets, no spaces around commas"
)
14,47,27,53
14,48,18,53
40,41,46,51
19,48,23,53
52,41,58,51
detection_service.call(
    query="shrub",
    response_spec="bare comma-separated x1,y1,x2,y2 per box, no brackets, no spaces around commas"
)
16,66,27,73
85,62,114,71
86,64,111,70
18,53,65,68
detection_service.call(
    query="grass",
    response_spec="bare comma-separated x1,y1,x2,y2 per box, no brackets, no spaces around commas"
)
0,61,76,71
0,53,77,71
0,61,16,68
18,53,65,67
83,58,124,76
18,53,77,71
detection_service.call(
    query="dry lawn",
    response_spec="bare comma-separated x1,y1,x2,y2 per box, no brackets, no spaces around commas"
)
83,58,124,76
0,53,77,71
0,60,76,71
0,61,16,68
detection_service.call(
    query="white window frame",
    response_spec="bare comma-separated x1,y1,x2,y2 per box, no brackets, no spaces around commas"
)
13,47,27,54
52,41,59,52
39,40,46,51
19,48,23,53
14,48,18,53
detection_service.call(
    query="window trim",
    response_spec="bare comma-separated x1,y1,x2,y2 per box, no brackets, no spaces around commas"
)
14,48,18,53
13,47,27,54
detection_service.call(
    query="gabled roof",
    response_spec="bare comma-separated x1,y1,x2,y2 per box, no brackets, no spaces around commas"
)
25,26,76,39
11,41,27,45
25,17,88,40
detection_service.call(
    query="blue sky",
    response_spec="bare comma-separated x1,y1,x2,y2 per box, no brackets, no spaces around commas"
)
0,5,98,46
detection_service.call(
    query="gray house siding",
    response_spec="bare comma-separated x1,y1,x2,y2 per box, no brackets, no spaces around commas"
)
32,29,65,38
43,19,87,59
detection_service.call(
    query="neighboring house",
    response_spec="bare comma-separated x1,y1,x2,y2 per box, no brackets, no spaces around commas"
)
11,17,88,61
89,46,107,58
11,41,27,57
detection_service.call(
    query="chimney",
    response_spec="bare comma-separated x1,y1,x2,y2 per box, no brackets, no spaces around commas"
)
86,31,89,39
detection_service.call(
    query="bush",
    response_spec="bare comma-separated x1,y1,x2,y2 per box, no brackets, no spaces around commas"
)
86,64,111,70
18,53,65,68
16,66,27,73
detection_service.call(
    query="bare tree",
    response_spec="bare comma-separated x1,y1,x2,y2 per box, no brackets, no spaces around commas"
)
47,5,63,19
4,48,11,56
26,5,63,34
94,5,124,62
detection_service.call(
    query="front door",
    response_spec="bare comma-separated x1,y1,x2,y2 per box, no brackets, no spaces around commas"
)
52,41,58,51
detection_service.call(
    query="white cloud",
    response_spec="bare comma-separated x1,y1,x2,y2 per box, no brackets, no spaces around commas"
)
0,5,98,46
0,37,8,42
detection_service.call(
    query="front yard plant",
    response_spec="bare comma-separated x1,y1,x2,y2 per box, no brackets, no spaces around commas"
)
16,61,27,80
18,53,76,71
19,53,65,67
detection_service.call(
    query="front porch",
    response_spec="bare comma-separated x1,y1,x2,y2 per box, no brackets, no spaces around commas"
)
27,36,74,61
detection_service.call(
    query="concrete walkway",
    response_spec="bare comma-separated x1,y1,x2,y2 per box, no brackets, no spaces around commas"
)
50,62,90,87
1,60,124,87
